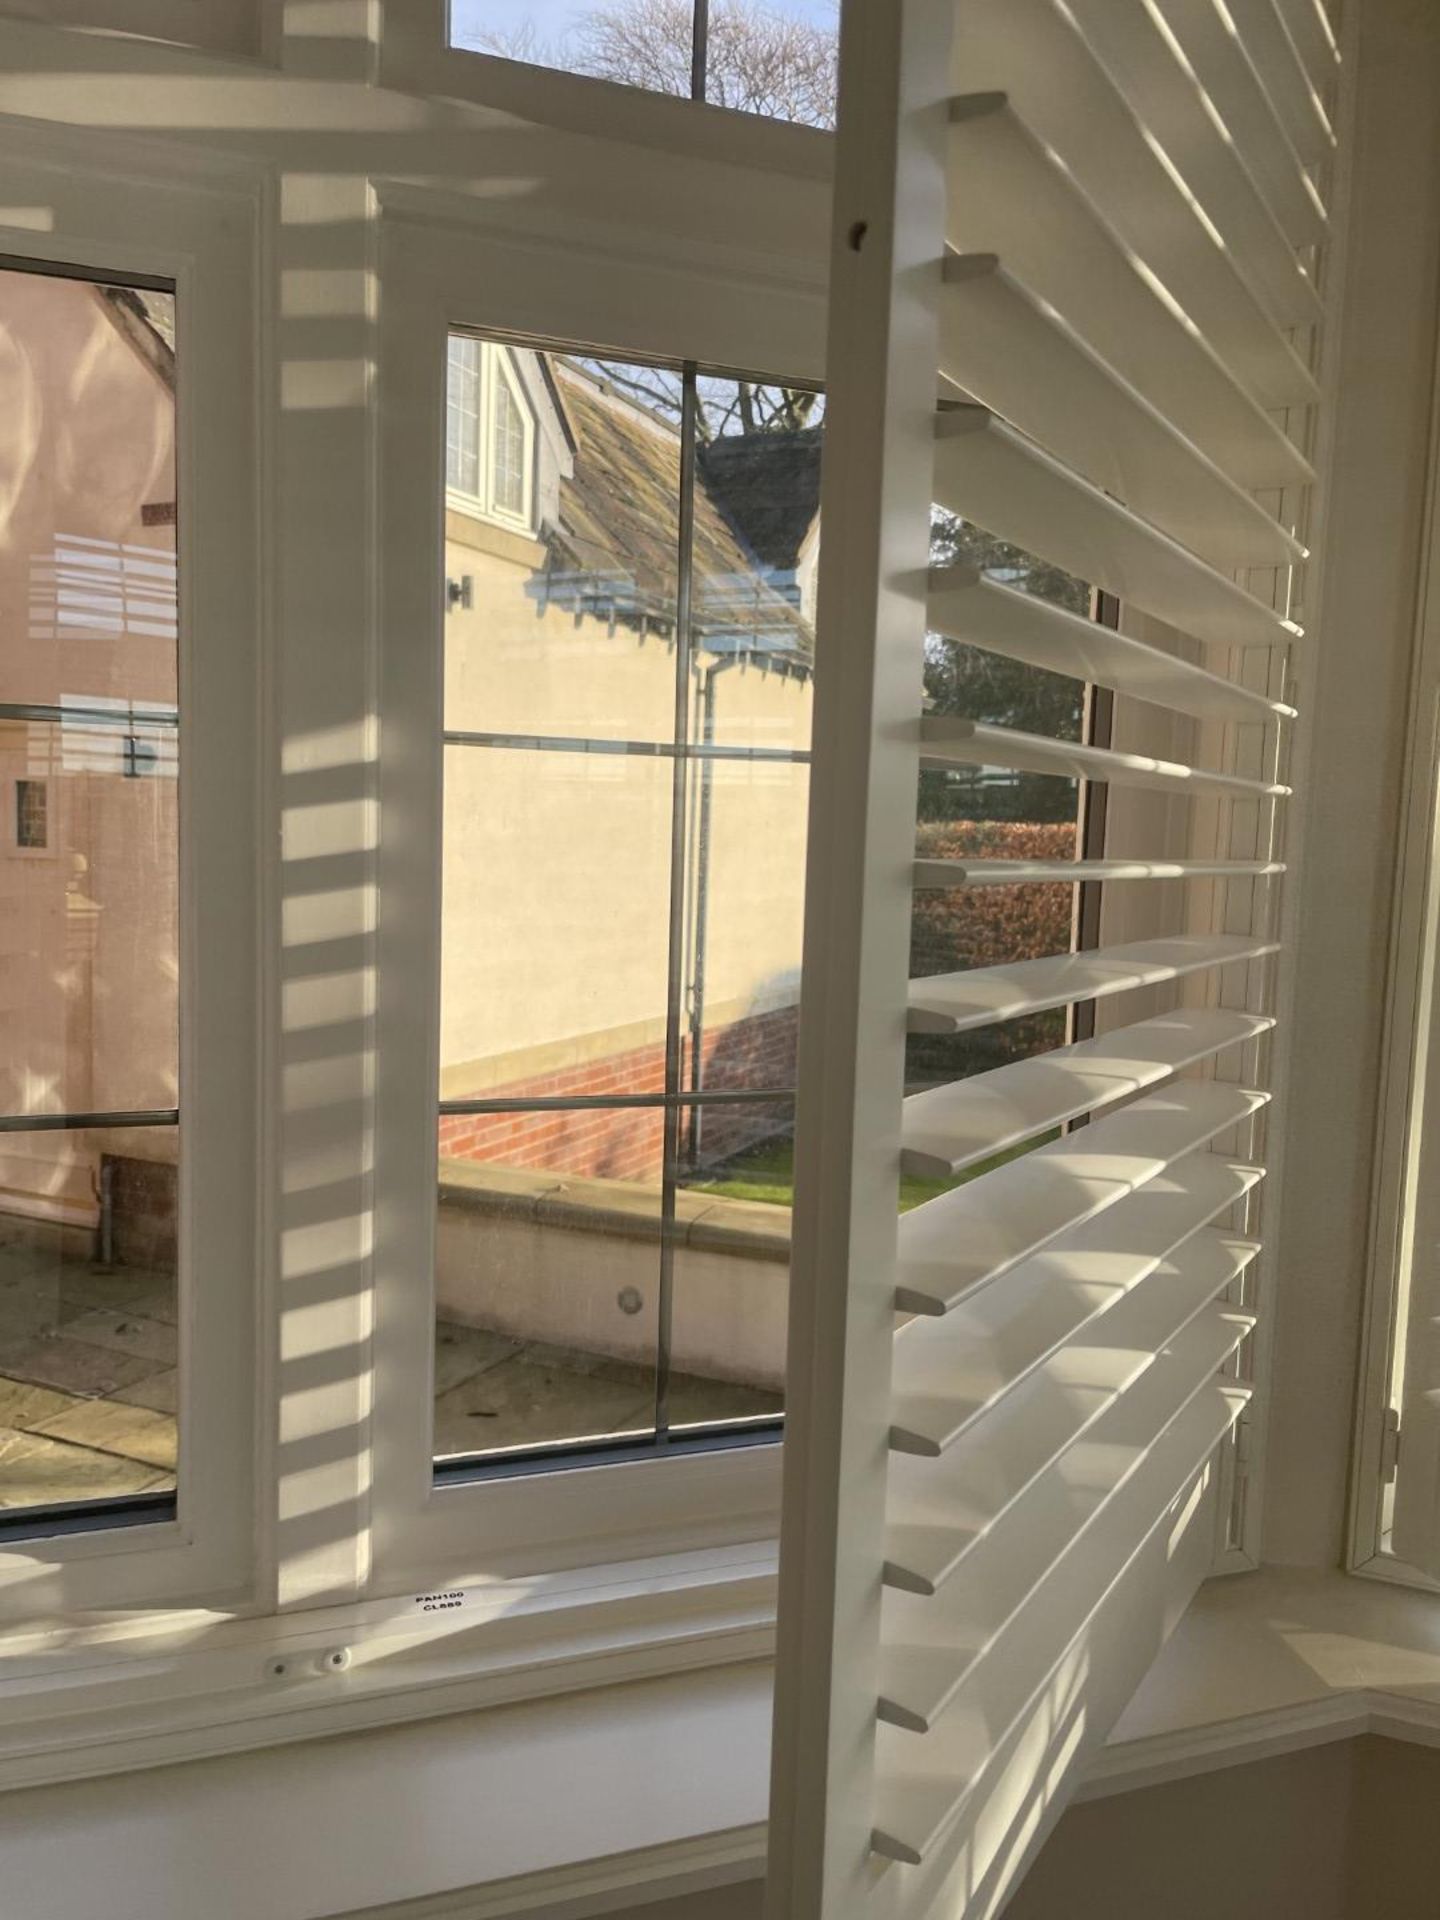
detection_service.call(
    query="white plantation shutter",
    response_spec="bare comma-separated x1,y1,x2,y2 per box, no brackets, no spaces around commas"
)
765,0,1343,1916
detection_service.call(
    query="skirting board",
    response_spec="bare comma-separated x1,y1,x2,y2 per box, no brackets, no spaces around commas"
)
1081,1691,1440,1801
324,1824,767,1920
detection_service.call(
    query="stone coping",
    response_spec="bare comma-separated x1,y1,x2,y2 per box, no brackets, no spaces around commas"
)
437,1158,790,1263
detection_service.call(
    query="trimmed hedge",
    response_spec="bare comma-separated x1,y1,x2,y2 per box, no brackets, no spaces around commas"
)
909,819,1078,1087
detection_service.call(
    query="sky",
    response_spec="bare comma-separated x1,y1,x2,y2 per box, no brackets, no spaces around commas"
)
449,0,838,51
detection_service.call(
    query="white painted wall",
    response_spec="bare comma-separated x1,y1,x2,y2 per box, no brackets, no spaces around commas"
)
1006,1736,1440,1920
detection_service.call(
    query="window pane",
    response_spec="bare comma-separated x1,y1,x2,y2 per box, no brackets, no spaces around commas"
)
679,757,808,1097
701,0,837,125
492,368,528,519
446,334,481,499
1,715,177,1118
440,744,673,1099
0,263,181,1524
0,1124,177,1513
450,0,691,97
445,344,682,744
435,1118,659,1459
693,378,820,753
671,1096,791,1429
448,0,838,127
910,510,1087,1095
0,275,177,714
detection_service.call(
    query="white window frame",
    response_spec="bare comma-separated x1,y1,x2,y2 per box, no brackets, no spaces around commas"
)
445,335,536,534
369,200,825,1596
374,0,834,180
1349,316,1440,1588
0,124,260,1619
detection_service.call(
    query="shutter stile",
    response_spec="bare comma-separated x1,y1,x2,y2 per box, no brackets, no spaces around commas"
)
764,0,1343,1914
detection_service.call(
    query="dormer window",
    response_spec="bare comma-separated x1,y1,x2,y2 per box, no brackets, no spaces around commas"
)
446,334,535,534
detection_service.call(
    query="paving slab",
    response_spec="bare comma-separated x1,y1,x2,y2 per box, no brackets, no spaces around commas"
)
110,1369,178,1416
56,1310,178,1368
0,1334,160,1400
0,1427,172,1508
433,1353,654,1458
34,1399,177,1471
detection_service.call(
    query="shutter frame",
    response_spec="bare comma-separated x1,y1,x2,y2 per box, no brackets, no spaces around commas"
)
766,0,1345,1912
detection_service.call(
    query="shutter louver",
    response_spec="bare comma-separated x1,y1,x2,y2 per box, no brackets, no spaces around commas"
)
765,0,1343,1915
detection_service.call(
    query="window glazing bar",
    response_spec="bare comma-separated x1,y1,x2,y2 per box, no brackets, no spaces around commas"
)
0,1108,179,1133
439,1087,796,1117
443,728,809,764
0,701,178,729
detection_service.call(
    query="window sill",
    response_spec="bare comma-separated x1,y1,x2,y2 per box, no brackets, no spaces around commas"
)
1082,1563,1440,1801
0,1540,776,1793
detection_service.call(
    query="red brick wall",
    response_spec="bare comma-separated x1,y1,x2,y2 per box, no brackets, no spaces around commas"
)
439,1003,799,1183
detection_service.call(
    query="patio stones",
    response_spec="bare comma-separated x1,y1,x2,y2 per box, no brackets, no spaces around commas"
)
32,1398,177,1471
0,1428,171,1508
110,1369,178,1416
0,1250,783,1510
433,1350,655,1457
54,1309,177,1368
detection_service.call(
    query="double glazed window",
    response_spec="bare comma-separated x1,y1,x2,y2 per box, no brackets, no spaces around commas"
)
0,261,180,1526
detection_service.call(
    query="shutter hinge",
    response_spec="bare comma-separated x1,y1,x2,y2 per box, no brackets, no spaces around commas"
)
1234,1412,1253,1481
1380,1406,1402,1485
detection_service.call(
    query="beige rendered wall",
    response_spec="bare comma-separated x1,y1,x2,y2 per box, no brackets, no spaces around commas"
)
440,512,811,1102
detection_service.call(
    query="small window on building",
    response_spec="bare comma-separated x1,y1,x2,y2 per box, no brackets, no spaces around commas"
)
14,779,47,849
446,335,482,500
446,336,535,532
492,366,529,520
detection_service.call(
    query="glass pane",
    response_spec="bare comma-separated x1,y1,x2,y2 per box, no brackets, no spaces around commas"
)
692,377,821,753
440,744,673,1103
448,0,839,126
0,715,178,1118
0,273,177,713
450,0,692,96
0,263,180,1523
446,334,481,498
493,369,528,518
435,1117,658,1459
0,1125,177,1512
701,0,838,125
679,756,807,1096
671,1096,791,1429
445,343,682,743
911,509,1086,1095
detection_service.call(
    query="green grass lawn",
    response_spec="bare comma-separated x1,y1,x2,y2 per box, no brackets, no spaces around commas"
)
688,1129,1059,1213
